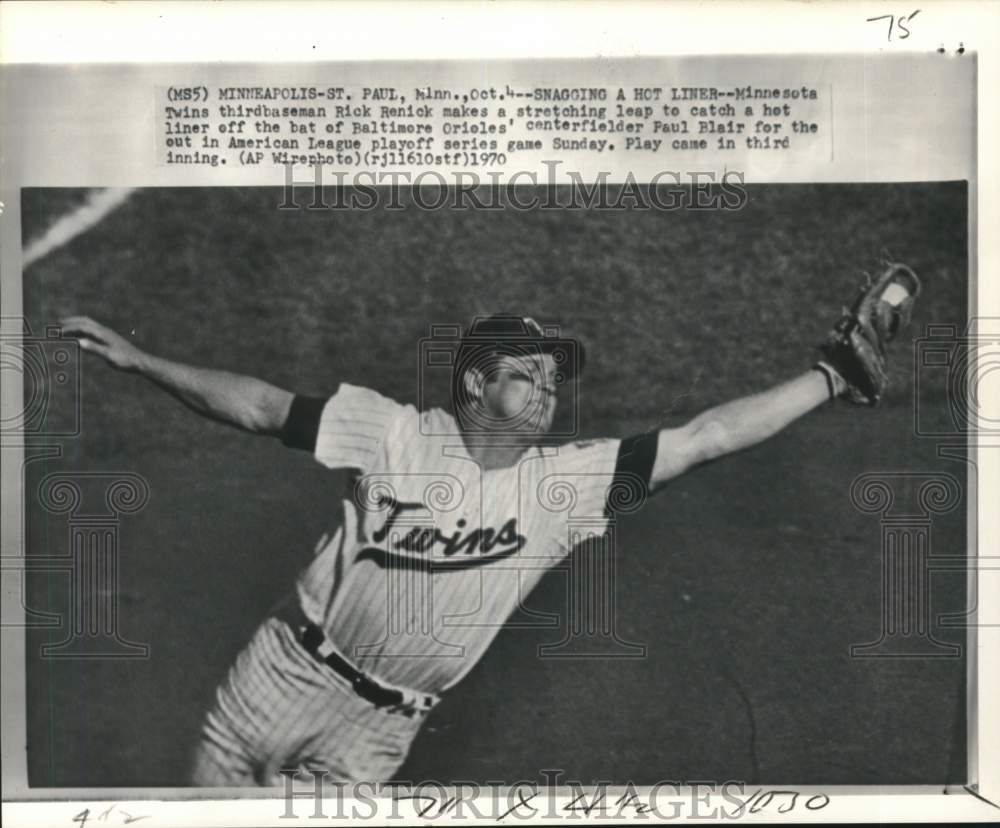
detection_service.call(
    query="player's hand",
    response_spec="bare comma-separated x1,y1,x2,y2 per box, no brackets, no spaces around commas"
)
60,316,145,372
818,261,920,406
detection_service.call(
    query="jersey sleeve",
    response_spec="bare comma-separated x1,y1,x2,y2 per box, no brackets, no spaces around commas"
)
280,383,404,473
544,431,659,552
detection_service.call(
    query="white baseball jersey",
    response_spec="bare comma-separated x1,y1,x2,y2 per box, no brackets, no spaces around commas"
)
280,383,656,696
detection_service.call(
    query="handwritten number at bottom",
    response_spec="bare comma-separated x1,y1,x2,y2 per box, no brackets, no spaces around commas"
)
71,805,150,826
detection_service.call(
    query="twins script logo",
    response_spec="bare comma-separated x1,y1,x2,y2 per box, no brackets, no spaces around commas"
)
357,497,526,571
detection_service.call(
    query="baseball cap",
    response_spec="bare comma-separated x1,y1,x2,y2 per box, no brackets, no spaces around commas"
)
460,314,584,380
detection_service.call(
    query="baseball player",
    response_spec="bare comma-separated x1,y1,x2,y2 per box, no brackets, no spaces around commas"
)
61,262,920,786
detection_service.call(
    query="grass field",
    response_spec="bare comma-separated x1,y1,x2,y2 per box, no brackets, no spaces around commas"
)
22,182,969,786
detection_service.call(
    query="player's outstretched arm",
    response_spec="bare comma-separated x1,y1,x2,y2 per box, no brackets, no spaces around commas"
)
61,316,294,435
649,369,838,488
648,261,921,489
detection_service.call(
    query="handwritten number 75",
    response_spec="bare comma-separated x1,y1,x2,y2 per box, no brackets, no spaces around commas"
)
867,10,920,41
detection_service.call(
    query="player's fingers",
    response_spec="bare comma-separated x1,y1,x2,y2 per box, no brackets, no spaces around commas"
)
59,315,98,334
59,315,96,329
59,316,110,345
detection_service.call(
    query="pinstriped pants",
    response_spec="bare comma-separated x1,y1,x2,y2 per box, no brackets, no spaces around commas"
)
191,617,427,786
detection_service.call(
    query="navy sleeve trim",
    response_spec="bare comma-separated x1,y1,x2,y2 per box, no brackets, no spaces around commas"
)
606,430,659,516
280,394,328,452
615,430,659,486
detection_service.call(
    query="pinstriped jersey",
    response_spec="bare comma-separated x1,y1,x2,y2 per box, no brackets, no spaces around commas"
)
291,383,627,695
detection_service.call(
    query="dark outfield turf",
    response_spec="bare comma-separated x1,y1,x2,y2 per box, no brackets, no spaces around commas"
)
22,183,969,787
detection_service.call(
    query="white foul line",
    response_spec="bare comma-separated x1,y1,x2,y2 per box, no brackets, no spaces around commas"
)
23,188,136,269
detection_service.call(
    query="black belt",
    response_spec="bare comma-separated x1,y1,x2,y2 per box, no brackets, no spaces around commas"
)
299,623,409,709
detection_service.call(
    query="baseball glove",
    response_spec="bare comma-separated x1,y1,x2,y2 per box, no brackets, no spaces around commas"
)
817,261,921,406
